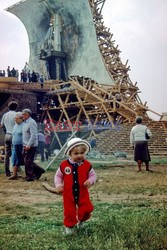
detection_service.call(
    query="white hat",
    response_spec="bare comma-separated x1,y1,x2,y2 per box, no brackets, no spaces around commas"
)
64,138,91,156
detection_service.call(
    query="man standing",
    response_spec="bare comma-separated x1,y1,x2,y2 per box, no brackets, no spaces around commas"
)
22,109,45,181
0,101,18,176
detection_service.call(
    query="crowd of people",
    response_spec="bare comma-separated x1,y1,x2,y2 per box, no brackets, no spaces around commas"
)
0,70,6,77
20,69,44,84
0,99,153,235
0,66,19,78
0,62,44,85
0,101,46,181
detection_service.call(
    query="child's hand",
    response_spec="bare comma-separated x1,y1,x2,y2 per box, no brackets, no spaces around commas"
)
56,185,64,195
84,180,92,188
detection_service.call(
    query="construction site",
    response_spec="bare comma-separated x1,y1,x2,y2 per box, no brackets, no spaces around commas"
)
0,1,167,249
0,0,167,159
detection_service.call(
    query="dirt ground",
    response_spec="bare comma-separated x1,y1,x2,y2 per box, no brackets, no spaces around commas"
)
0,171,61,207
0,164,167,210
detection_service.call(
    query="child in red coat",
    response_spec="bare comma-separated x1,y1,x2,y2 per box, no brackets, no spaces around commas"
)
54,138,96,235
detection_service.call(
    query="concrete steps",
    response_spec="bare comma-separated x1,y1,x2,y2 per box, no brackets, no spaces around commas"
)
94,121,167,156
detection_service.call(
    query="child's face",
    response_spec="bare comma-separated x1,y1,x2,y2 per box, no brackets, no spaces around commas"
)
70,145,86,163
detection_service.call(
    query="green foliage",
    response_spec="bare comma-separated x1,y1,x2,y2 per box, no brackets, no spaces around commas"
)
151,158,167,165
0,203,167,250
0,161,166,249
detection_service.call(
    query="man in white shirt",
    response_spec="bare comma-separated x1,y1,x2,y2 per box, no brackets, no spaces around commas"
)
0,101,18,176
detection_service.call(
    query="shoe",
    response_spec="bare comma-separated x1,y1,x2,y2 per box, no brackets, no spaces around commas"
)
77,221,84,229
25,178,34,182
64,227,74,235
35,170,45,180
6,172,11,177
8,175,17,180
146,169,153,172
22,177,34,182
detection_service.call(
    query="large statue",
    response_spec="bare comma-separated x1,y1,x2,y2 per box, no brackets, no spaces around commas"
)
41,25,55,52
6,0,114,85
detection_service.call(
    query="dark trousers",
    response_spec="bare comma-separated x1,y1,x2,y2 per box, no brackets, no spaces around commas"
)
23,147,45,179
38,141,45,162
4,134,12,175
45,144,51,160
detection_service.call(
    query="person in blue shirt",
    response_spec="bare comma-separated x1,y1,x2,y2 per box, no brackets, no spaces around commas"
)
9,112,24,180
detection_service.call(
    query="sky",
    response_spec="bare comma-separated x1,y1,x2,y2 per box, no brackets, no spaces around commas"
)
0,0,167,120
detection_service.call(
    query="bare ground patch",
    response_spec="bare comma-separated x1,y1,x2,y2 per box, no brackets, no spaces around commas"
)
0,165,166,213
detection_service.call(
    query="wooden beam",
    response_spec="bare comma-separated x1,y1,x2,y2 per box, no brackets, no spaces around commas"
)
45,130,77,170
75,90,96,136
46,110,62,147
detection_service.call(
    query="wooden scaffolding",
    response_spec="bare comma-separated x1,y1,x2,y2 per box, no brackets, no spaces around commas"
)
40,0,161,139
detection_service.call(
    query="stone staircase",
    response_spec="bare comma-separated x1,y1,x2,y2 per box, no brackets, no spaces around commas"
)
95,121,167,156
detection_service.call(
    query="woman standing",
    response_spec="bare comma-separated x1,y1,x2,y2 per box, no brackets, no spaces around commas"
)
9,112,24,180
130,116,152,172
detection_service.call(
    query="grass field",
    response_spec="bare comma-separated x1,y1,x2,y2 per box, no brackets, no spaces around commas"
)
0,160,167,250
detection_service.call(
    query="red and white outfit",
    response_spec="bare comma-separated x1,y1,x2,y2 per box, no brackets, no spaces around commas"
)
54,158,96,228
